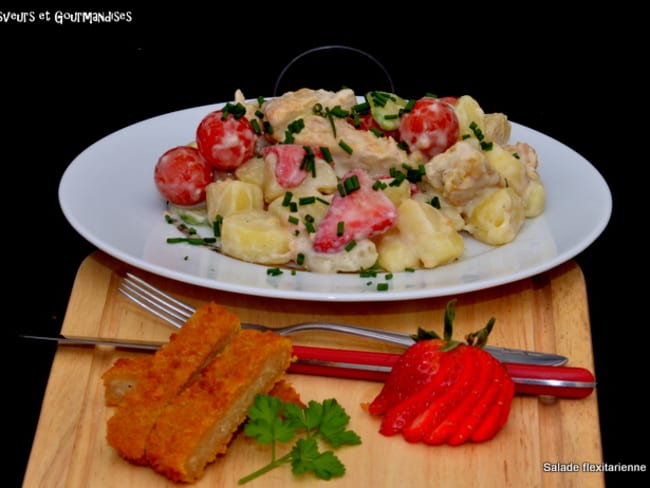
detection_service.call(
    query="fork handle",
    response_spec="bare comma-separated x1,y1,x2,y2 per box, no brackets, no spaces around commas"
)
277,322,415,347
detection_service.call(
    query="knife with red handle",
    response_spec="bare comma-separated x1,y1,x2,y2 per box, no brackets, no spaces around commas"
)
291,345,596,399
21,335,596,399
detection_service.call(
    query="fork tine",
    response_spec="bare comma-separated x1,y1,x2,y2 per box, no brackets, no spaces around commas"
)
118,273,196,329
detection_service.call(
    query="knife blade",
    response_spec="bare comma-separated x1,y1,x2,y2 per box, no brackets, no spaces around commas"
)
21,335,594,398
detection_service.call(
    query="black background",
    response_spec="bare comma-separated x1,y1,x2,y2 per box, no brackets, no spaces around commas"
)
2,5,646,487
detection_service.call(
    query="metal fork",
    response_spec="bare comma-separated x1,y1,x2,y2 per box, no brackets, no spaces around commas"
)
117,273,569,366
118,273,414,347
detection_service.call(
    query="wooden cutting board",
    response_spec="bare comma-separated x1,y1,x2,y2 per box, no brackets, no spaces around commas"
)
24,250,604,487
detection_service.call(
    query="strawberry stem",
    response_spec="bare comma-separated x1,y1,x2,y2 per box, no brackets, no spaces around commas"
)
443,299,457,341
411,299,496,349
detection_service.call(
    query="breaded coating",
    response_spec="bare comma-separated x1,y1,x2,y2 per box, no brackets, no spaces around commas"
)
102,356,152,406
106,302,240,465
268,379,305,408
146,330,294,483
103,358,303,408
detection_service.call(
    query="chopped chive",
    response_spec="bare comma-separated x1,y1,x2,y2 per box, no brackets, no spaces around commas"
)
289,202,298,212
344,240,357,252
372,180,387,190
305,221,315,233
282,192,293,206
430,196,441,209
263,121,273,134
329,105,349,118
405,267,415,272
250,118,262,135
480,141,493,151
369,127,384,137
389,172,405,186
164,214,174,224
254,109,264,119
221,102,247,119
298,196,316,205
213,215,223,236
338,139,353,154
296,253,305,266
343,174,360,194
316,197,330,205
403,99,416,113
287,118,305,134
166,237,186,244
327,111,337,137
385,273,393,280
288,216,299,225
320,146,333,163
352,101,370,114
377,283,389,291
166,237,214,246
337,221,345,236
266,267,283,276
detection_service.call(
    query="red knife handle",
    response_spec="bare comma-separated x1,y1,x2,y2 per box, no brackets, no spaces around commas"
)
503,362,597,399
290,346,596,399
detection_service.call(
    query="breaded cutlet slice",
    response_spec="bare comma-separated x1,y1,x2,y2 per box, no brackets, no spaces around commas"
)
102,354,303,408
146,330,294,483
102,356,153,407
106,302,240,465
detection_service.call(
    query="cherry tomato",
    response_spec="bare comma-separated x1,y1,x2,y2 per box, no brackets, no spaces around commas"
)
196,109,256,171
153,146,214,206
399,98,459,159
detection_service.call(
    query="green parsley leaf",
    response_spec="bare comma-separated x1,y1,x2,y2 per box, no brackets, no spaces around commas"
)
238,394,361,484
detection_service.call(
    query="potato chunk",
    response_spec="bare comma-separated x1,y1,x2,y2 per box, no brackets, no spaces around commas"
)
206,180,264,224
396,199,464,269
375,227,420,272
221,210,292,265
463,187,525,245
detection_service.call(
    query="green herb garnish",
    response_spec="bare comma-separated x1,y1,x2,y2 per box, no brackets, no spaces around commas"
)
238,395,361,484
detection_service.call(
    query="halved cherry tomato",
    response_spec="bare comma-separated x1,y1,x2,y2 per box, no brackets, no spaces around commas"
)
196,109,256,171
399,98,459,159
153,146,214,206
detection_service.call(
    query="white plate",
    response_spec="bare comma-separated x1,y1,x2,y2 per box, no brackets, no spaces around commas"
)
59,102,612,302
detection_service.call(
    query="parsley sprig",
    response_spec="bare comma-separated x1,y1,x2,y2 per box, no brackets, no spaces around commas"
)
238,394,362,484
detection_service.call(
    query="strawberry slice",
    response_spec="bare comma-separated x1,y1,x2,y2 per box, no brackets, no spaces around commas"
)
447,362,508,446
312,169,397,253
367,339,445,416
401,345,479,443
263,144,324,189
425,350,496,445
378,349,464,437
470,369,515,442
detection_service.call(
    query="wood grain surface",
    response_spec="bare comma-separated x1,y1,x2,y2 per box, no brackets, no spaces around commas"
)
23,251,604,487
